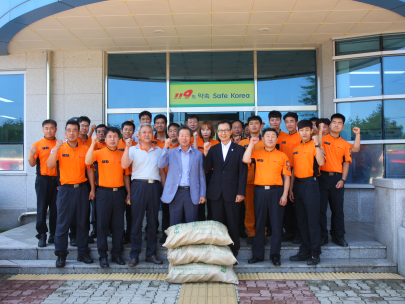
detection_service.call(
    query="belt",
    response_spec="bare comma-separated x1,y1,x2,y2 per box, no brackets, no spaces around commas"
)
62,182,86,188
98,186,125,192
38,175,57,180
255,185,281,190
178,186,190,191
132,179,159,184
296,176,317,182
321,171,341,176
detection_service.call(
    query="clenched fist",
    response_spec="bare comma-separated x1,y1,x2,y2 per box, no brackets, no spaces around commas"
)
125,138,133,147
91,134,98,145
250,137,260,146
353,127,360,134
30,145,37,154
164,137,172,148
55,139,63,149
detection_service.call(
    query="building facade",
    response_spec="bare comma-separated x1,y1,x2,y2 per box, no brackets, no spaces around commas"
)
1,0,405,228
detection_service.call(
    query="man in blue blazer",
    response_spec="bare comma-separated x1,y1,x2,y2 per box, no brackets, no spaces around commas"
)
158,126,206,226
203,119,248,257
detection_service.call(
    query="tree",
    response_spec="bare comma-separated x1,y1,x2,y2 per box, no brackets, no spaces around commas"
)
299,76,317,105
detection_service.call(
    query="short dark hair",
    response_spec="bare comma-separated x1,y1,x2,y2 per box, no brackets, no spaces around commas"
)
283,112,298,122
217,119,232,129
297,120,312,130
248,115,262,125
65,119,80,130
187,114,199,122
177,125,192,137
95,124,107,132
331,113,346,124
262,128,278,138
319,118,331,126
104,127,121,137
244,123,249,129
154,114,167,124
168,122,180,130
268,111,282,119
77,116,91,125
139,111,152,120
42,119,57,128
121,121,135,131
232,120,243,127
309,117,319,128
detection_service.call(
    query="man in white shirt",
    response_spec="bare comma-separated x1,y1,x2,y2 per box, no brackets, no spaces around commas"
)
122,123,166,267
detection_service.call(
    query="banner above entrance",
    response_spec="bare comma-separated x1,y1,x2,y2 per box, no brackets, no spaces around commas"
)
170,81,255,107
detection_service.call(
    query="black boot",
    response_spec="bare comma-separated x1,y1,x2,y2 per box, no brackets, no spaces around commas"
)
48,234,55,244
37,233,46,248
90,225,97,239
56,252,66,268
307,251,320,265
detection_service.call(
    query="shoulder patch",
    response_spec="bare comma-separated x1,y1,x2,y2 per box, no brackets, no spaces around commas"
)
118,149,124,151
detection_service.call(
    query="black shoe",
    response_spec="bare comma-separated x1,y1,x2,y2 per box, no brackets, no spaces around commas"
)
77,254,94,264
48,234,54,244
239,230,248,238
128,257,139,267
145,255,163,264
70,237,77,247
88,237,95,244
122,236,128,245
111,256,126,265
248,257,263,264
307,252,320,265
332,235,348,247
247,237,253,244
320,236,329,246
289,252,311,262
281,233,294,242
99,257,109,268
271,255,281,266
292,234,302,244
56,253,66,268
159,235,167,244
38,233,46,248
90,227,97,239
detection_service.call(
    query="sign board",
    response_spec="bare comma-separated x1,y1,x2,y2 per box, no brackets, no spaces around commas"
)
170,81,255,107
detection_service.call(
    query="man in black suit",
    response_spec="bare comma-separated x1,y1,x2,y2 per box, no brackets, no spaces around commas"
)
203,119,248,257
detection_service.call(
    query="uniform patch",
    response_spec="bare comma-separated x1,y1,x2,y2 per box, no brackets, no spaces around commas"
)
293,151,298,155
324,142,331,145
42,147,49,150
287,167,291,170
118,149,124,151
282,141,286,144
286,161,290,166
102,160,109,163
257,159,264,162
198,146,204,150
62,154,69,157
152,140,158,144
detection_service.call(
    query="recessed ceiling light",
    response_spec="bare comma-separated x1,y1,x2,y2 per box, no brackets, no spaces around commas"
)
259,28,269,32
154,30,165,34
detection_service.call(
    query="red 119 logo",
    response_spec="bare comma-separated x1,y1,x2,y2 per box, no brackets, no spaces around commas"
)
174,89,193,99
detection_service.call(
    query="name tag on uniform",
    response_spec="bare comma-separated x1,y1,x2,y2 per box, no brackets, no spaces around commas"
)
152,141,158,144
42,147,49,150
282,141,286,144
102,160,109,163
198,146,204,150
324,142,331,145
257,159,264,162
62,154,69,157
118,149,124,151
293,152,298,155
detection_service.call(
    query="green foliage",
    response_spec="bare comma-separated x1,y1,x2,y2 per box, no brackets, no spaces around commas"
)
0,119,23,143
299,76,317,105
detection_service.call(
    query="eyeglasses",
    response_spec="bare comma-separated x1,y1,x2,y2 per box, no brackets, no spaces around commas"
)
217,129,231,134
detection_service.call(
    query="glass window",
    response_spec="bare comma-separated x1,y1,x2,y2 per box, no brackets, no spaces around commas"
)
346,144,383,184
384,99,405,139
257,51,317,106
107,113,166,131
382,56,405,95
258,111,318,133
383,34,405,51
0,74,24,171
108,53,166,108
385,144,405,178
336,57,382,98
337,100,382,141
335,37,380,56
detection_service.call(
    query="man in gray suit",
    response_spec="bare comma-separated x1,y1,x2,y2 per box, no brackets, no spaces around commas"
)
158,126,206,226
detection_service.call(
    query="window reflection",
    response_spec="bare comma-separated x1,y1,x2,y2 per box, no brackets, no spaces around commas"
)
335,37,380,56
337,100,382,141
0,145,23,171
383,34,405,51
386,144,405,178
258,111,317,133
257,51,316,106
384,100,405,139
383,56,405,96
346,144,383,184
107,113,166,131
108,53,166,108
336,57,382,98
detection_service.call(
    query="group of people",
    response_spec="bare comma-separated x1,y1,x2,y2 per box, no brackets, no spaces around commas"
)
29,110,361,268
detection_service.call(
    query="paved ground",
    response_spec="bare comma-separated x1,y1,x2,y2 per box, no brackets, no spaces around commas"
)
0,274,404,304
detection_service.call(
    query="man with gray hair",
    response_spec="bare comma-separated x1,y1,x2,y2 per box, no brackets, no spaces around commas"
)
122,123,166,267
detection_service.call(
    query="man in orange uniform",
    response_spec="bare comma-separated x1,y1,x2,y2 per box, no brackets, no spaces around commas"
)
28,119,58,247
85,127,131,268
319,114,353,247
77,116,95,147
277,112,302,244
94,124,107,150
268,111,287,145
47,119,96,268
187,114,200,144
152,114,168,148
289,120,325,266
243,128,291,266
238,116,264,244
231,120,244,144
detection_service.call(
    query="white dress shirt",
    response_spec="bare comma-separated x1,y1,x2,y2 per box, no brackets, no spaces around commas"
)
221,140,232,161
128,144,162,181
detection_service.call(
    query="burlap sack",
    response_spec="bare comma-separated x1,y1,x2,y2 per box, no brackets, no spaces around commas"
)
167,245,237,266
163,221,233,249
165,262,239,284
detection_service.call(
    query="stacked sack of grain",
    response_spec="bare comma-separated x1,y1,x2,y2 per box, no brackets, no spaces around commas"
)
163,220,239,284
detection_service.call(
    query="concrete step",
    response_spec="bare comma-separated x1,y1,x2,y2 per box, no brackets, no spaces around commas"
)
0,258,397,275
0,238,387,261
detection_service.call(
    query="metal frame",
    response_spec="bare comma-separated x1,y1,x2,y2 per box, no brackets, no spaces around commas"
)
254,50,258,115
0,70,26,174
46,51,51,120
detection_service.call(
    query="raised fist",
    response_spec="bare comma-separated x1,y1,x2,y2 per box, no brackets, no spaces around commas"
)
233,135,241,144
90,124,96,132
193,131,198,138
353,127,361,134
91,134,98,144
312,134,320,146
55,139,63,149
250,137,260,145
318,122,325,130
204,141,211,152
165,137,172,148
30,145,37,154
125,138,133,147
